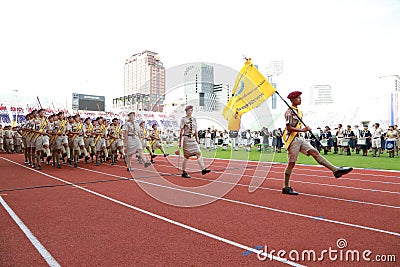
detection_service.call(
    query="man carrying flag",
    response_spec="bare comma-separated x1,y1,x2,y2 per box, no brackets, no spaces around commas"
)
282,91,353,195
223,58,353,196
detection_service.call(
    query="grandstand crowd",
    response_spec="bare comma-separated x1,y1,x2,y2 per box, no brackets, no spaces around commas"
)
196,123,399,158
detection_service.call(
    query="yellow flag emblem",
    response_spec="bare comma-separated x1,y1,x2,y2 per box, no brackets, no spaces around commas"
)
223,59,276,130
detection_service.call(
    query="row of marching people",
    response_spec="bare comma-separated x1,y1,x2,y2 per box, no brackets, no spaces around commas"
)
14,109,169,170
0,125,24,153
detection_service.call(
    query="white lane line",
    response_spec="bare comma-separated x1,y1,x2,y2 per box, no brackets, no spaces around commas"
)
0,196,61,267
167,156,400,181
73,164,400,237
198,156,400,174
107,159,400,195
104,162,400,209
0,157,303,267
149,159,400,186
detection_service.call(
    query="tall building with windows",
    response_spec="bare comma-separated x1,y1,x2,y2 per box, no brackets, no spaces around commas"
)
213,83,232,111
309,85,334,105
183,63,216,112
113,50,165,112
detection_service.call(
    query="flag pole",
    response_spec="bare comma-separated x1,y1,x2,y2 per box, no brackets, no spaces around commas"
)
274,91,321,146
36,96,43,109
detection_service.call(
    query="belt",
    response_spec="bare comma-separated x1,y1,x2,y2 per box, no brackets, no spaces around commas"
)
373,137,380,139
127,134,136,137
184,134,193,138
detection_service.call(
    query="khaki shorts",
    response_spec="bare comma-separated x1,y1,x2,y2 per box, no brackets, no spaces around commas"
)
28,135,36,148
95,137,106,152
151,140,162,151
53,135,68,150
85,137,94,148
371,138,381,148
15,138,22,146
287,137,315,162
73,136,85,150
42,135,50,147
35,136,44,151
5,138,13,146
110,139,122,151
22,137,27,147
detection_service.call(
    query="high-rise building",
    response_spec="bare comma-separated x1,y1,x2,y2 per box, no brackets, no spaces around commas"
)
213,83,232,111
183,63,216,112
265,61,284,111
310,85,334,105
113,50,165,112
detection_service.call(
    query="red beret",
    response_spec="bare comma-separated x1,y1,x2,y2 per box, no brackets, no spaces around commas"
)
287,91,302,99
185,105,193,111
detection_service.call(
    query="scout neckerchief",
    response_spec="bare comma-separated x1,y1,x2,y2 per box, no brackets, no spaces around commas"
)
83,123,93,141
188,117,193,136
6,129,12,138
50,119,67,144
29,119,37,139
143,128,148,140
71,122,83,142
361,129,368,138
109,125,121,146
150,129,159,146
94,124,105,145
282,106,303,150
34,118,48,141
21,122,29,137
127,121,137,137
86,123,93,134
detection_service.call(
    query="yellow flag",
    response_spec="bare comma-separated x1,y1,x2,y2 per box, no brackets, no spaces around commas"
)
223,59,276,130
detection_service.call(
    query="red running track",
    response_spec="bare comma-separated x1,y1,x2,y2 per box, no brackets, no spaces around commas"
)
0,153,399,266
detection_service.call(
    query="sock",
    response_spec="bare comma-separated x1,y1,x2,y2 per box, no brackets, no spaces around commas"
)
139,151,147,163
36,153,41,166
44,148,51,157
284,168,292,188
182,158,188,172
83,148,88,157
315,155,338,172
66,147,70,158
198,156,205,169
104,149,109,158
31,151,35,164
126,154,132,168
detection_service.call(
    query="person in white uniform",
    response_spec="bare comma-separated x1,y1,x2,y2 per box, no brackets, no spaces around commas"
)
123,112,151,172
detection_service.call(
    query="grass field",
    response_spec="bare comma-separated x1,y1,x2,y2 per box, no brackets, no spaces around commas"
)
163,145,400,171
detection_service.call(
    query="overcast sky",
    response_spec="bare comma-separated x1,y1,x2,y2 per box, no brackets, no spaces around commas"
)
0,0,399,113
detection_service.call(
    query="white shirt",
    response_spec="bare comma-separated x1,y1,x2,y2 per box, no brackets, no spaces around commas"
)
372,127,382,138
